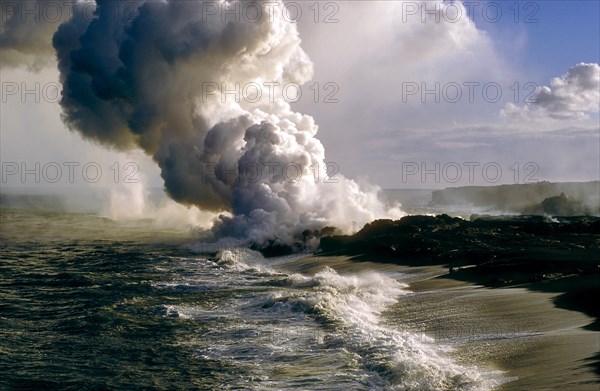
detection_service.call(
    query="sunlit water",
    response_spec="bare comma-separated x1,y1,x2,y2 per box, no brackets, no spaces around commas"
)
0,206,514,390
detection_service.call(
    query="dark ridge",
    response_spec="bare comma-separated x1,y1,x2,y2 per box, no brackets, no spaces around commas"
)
320,214,600,269
431,181,600,215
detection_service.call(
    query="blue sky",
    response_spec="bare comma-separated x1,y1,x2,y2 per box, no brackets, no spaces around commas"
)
471,1,600,81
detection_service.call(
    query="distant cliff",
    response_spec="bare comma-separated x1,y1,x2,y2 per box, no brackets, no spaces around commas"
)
431,181,600,215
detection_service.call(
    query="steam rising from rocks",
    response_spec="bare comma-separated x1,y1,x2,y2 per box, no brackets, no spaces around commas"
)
51,0,402,245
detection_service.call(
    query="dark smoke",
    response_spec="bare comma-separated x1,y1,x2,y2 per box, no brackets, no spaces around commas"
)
50,0,401,244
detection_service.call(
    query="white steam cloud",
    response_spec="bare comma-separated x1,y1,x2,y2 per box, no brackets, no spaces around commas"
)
503,63,600,122
47,0,402,246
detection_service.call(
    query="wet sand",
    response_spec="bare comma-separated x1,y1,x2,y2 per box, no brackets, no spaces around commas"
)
278,255,600,390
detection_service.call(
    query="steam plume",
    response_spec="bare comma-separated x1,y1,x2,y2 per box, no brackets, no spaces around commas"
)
1,0,73,69
52,0,402,246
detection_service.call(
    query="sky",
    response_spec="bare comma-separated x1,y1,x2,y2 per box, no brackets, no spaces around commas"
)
1,0,599,192
292,0,600,188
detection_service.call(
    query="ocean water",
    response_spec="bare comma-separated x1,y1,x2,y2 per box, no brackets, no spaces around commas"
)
0,199,515,390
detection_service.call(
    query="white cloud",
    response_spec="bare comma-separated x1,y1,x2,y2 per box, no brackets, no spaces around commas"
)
293,0,515,181
502,63,600,123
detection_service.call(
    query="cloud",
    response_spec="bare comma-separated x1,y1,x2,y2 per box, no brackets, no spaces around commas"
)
357,124,599,187
51,0,402,246
0,0,77,70
502,63,600,122
290,0,515,183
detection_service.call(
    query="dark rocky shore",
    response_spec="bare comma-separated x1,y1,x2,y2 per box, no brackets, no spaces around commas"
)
318,214,600,335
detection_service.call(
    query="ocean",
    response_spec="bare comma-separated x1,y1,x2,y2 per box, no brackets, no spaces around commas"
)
0,192,505,391
1,191,596,390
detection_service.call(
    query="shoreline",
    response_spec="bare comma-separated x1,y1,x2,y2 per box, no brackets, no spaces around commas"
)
279,254,600,390
397,264,599,390
315,214,600,335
